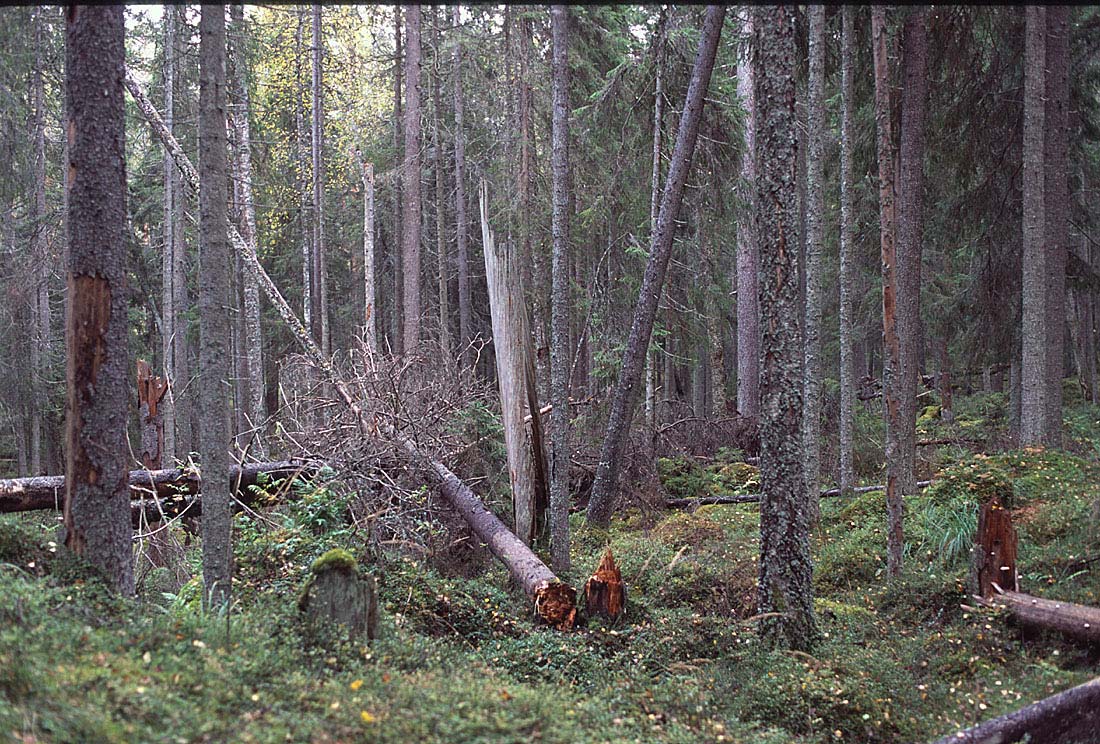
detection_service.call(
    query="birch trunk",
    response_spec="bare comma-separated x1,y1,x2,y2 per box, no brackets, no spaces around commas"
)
360,158,377,354
295,8,313,339
735,8,760,420
312,3,330,357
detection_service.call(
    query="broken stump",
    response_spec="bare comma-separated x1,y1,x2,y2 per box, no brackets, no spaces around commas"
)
969,495,1018,599
583,549,625,621
298,549,378,642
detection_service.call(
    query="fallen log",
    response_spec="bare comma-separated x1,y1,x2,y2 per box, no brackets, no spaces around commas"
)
0,461,317,515
930,676,1100,744
666,480,932,508
977,585,1100,646
126,69,576,629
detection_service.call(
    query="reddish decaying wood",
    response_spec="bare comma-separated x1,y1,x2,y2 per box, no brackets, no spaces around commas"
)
137,359,168,470
584,549,625,621
930,676,1100,744
970,496,1018,598
979,587,1100,646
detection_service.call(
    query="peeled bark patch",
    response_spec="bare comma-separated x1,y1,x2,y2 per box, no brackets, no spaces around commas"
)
583,549,625,621
299,549,378,642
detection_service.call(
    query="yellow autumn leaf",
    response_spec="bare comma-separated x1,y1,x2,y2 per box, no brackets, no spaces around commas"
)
350,679,363,691
361,711,377,723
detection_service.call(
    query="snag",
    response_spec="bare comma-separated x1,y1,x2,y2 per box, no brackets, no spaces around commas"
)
969,495,1018,598
583,548,625,621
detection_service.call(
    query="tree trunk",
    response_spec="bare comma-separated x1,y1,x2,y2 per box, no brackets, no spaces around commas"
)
1020,6,1048,447
983,589,1100,647
969,496,1018,599
360,158,377,354
585,6,725,527
402,5,422,353
549,4,572,574
451,5,471,365
753,4,817,652
481,182,549,545
872,6,904,578
392,6,404,355
137,360,168,470
583,549,625,621
803,4,826,525
735,7,760,421
930,676,1100,744
228,3,266,446
1044,5,1068,448
64,4,134,595
30,7,49,477
161,4,179,462
295,8,313,341
838,5,857,498
311,3,330,357
432,13,450,359
645,8,668,451
199,4,232,609
897,8,929,498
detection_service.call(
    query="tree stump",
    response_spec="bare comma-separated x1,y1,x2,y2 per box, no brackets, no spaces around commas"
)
298,549,378,642
584,548,625,621
969,495,1018,598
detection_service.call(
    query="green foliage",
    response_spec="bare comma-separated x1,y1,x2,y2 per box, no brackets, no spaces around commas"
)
656,453,759,501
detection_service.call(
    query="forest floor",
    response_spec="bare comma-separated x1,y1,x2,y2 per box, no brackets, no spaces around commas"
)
4,388,1100,742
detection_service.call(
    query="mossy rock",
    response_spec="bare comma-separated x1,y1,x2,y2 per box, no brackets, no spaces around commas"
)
298,549,378,642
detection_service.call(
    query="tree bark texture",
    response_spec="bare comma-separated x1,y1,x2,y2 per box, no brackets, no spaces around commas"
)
872,6,905,578
402,5,422,353
64,4,134,595
311,3,330,357
360,158,377,353
161,4,180,461
199,4,232,609
481,182,549,545
969,496,1018,599
897,8,930,496
838,5,857,498
295,8,313,340
391,6,404,355
451,5,471,365
735,8,760,421
585,5,725,527
549,4,571,574
644,9,667,448
803,4,826,525
930,676,1100,744
753,4,817,652
137,360,168,470
432,16,450,359
31,7,50,476
1044,5,1069,448
1020,6,1048,447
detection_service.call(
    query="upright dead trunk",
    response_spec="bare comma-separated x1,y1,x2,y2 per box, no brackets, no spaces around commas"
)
549,4,571,574
199,4,232,608
311,3,330,357
161,4,179,461
402,5,422,353
228,3,265,443
64,4,134,595
1044,5,1069,448
360,158,377,353
872,6,904,577
736,8,760,421
432,13,450,358
644,9,667,449
803,4,826,524
294,8,313,339
585,6,725,527
897,7,929,496
451,5,471,365
391,7,405,354
1020,6,1047,447
753,4,817,652
481,182,549,545
838,5,856,498
30,7,49,476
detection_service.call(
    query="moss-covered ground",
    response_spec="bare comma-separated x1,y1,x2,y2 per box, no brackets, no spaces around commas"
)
3,392,1100,742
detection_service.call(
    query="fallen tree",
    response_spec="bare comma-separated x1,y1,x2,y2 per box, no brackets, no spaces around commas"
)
666,480,932,508
126,69,576,629
976,584,1100,646
0,461,314,516
930,675,1100,744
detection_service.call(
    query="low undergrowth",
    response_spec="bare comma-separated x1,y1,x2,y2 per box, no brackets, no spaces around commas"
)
3,396,1100,742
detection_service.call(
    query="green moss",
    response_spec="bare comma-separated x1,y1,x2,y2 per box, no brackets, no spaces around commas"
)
310,548,359,575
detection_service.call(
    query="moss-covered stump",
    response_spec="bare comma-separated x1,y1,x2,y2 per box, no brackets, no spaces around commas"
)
298,549,378,642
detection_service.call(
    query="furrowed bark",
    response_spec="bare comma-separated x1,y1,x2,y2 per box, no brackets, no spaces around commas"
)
838,5,856,497
930,676,1100,744
127,70,575,627
451,5,471,364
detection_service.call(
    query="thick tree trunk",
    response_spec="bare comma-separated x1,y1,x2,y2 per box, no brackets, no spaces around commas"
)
735,8,760,421
199,4,232,609
549,4,572,574
585,6,725,527
451,5,471,365
872,6,904,577
64,4,134,595
481,182,549,545
897,9,929,494
228,3,266,444
1044,6,1068,448
311,3,330,358
931,676,1100,744
803,4,826,524
753,4,817,652
1020,6,1048,446
838,5,857,498
402,5,422,353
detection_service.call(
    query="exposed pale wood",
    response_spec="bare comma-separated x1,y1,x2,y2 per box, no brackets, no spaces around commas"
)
980,587,1100,646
